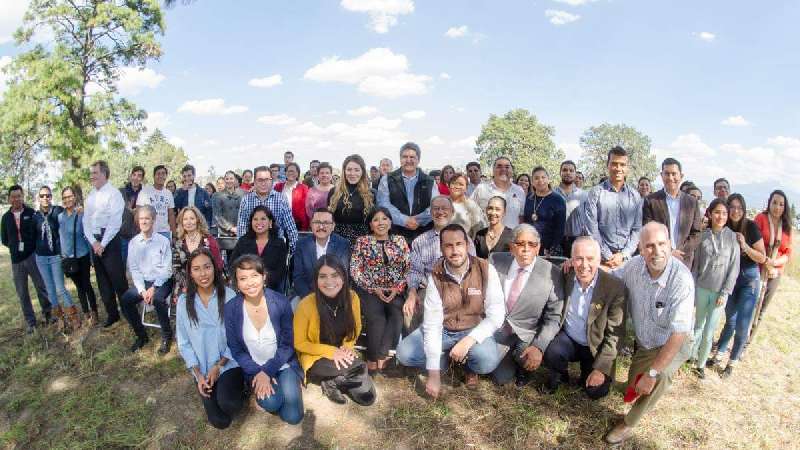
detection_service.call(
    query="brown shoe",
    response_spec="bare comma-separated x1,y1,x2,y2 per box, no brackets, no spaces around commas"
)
52,306,65,331
464,371,479,390
66,305,82,330
605,421,634,445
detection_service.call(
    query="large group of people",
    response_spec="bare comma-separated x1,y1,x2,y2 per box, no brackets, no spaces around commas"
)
1,143,793,445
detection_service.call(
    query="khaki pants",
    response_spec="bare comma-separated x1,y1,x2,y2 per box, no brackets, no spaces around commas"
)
624,338,691,427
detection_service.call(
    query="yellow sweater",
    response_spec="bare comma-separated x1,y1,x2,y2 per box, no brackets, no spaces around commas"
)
293,291,362,376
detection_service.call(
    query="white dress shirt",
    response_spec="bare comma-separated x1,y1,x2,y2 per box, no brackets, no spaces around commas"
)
665,191,681,249
315,237,330,259
127,232,173,293
503,257,536,307
83,181,125,247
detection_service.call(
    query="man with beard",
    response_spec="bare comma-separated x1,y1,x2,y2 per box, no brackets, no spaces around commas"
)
471,156,526,228
553,160,587,258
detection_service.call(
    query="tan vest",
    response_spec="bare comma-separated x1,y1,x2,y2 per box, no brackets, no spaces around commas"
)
431,256,488,331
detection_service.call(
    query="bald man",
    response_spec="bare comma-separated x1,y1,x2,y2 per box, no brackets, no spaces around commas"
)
542,236,626,399
604,222,694,445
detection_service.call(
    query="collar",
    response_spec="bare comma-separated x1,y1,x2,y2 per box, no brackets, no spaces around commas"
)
444,258,471,283
602,180,628,193
573,270,599,294
510,257,536,275
315,236,331,248
664,189,681,200
640,257,672,287
401,170,419,181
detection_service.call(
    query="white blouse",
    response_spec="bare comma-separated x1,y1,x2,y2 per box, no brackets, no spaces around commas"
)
243,306,278,366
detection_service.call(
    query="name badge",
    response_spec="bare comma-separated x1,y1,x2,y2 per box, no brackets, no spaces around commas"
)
18,242,24,252
467,287,482,296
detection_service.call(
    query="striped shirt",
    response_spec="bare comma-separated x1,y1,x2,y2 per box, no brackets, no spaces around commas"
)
613,255,694,350
236,190,298,253
407,228,476,291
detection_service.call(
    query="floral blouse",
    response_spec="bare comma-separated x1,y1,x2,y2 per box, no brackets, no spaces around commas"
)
172,235,223,300
350,234,410,292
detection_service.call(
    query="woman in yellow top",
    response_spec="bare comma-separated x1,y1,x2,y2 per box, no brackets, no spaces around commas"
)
293,255,376,405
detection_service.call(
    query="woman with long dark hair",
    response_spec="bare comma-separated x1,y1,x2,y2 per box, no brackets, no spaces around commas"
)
328,154,376,246
229,205,288,291
709,193,767,378
176,248,244,429
294,255,376,405
59,185,98,326
224,255,304,424
515,173,531,197
750,190,793,339
437,165,455,196
448,173,485,238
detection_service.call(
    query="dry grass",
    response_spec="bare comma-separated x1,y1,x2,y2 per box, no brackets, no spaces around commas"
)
0,244,798,449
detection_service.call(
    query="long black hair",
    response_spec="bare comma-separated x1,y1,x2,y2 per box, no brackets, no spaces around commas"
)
244,205,276,239
764,190,792,237
726,193,748,233
185,248,227,325
313,255,357,344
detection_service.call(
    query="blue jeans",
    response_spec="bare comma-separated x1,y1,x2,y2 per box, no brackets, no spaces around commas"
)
396,327,503,374
255,368,304,425
716,266,761,361
35,255,74,308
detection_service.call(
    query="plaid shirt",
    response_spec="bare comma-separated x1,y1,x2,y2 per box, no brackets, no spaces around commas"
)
407,228,476,291
237,190,298,253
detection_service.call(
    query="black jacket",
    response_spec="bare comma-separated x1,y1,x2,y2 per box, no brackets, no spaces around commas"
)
1,206,38,263
230,235,289,291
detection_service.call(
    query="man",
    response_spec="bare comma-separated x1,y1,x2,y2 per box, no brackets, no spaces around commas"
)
136,165,176,239
553,160,587,258
713,177,730,201
120,205,174,353
1,185,51,332
213,170,244,253
402,196,476,325
487,224,564,386
604,222,694,444
240,169,253,192
119,166,145,261
83,160,128,327
377,142,439,244
292,208,351,300
269,163,281,181
543,237,625,399
277,151,294,181
465,161,483,196
584,146,642,269
642,158,703,268
575,171,585,189
303,159,320,187
369,166,380,189
174,164,213,227
471,156,526,228
396,224,505,397
236,165,298,253
372,158,393,190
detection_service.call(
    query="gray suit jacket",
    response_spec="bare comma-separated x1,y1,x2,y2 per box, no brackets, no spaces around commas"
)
489,252,564,351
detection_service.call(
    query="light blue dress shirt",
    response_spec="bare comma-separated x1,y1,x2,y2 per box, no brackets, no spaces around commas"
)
176,287,239,376
584,180,643,260
564,272,598,346
664,192,681,249
127,232,173,293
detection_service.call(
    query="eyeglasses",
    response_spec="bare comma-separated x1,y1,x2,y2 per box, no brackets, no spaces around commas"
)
431,206,452,212
39,194,52,198
514,241,539,248
311,221,333,226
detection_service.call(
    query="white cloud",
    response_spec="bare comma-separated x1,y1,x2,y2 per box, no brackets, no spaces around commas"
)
178,98,248,115
445,25,469,38
117,67,165,95
347,106,379,116
451,136,476,148
559,142,583,162
694,31,716,42
425,136,445,145
304,48,431,99
0,55,11,96
545,9,581,25
143,111,170,130
721,115,751,127
552,0,597,5
402,110,426,120
257,114,297,126
439,72,451,80
340,0,414,34
767,136,800,150
168,136,187,148
248,74,282,88
0,1,28,44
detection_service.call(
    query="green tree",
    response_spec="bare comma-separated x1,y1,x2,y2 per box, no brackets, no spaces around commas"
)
98,129,188,188
475,109,564,179
0,0,164,186
578,123,657,186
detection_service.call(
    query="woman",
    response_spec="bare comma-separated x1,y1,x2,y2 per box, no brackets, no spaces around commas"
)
328,154,375,246
350,207,410,373
709,193,767,378
212,171,244,258
523,167,566,256
173,206,224,301
750,190,793,339
205,183,217,196
34,185,77,329
166,180,177,194
448,173,485,238
177,248,244,429
474,196,514,259
224,255,304,425
59,186,98,326
437,165,455,196
637,177,652,198
229,206,288,292
515,174,531,197
305,162,335,220
274,162,310,231
294,256,376,405
215,177,226,193
689,199,740,378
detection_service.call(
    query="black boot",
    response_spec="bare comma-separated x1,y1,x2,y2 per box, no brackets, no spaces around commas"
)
130,333,149,352
103,314,119,328
321,379,347,404
158,337,171,355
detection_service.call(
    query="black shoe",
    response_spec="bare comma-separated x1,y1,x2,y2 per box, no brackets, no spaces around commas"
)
720,365,733,379
158,338,171,354
321,379,347,404
25,324,36,335
515,370,533,387
706,357,720,368
692,367,705,379
43,310,53,325
103,316,119,328
130,335,149,352
541,373,566,394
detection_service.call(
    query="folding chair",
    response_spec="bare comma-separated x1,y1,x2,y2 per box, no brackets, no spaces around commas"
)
140,301,172,329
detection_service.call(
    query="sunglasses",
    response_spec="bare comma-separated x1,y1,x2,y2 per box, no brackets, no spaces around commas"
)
39,194,52,199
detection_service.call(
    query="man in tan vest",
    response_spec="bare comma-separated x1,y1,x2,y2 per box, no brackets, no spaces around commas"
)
396,224,505,398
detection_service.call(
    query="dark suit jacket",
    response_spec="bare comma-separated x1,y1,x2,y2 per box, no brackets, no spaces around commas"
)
291,233,351,299
560,269,626,376
174,185,213,227
642,189,702,267
489,252,564,351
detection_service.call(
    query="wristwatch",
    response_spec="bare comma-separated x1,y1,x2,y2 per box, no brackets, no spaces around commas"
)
647,368,659,378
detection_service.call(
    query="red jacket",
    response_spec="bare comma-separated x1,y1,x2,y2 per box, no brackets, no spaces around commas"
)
754,213,792,274
274,181,310,231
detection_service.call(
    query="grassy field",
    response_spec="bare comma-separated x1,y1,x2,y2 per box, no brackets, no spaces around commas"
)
0,244,798,450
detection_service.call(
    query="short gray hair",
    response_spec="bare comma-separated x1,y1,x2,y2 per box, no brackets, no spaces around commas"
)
571,236,601,257
135,204,156,221
431,195,453,210
511,223,540,242
400,142,421,159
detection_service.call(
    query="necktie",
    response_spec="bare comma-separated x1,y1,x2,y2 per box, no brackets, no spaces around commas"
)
506,267,527,312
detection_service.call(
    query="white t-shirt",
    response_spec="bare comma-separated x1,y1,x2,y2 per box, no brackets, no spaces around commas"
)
137,185,174,234
471,181,526,228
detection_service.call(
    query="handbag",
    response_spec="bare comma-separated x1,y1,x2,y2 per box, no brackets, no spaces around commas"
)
61,214,80,275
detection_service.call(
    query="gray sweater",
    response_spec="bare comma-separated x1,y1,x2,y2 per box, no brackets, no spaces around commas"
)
212,188,244,237
691,227,740,297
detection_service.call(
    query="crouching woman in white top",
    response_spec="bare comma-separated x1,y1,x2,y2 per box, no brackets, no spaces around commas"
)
176,247,243,429
225,254,304,425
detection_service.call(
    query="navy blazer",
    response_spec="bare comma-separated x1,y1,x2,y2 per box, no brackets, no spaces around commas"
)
224,288,303,381
174,185,213,227
291,233,351,299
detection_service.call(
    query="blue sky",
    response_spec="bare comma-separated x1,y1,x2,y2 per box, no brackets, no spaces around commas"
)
1,0,799,196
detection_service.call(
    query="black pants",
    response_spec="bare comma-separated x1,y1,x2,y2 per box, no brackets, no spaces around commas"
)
91,234,127,321
120,280,173,339
750,276,780,339
66,254,98,314
360,289,404,361
543,330,611,400
201,367,246,429
308,358,376,406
